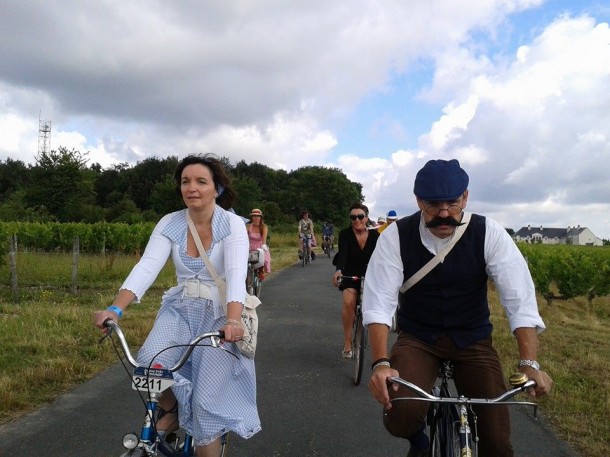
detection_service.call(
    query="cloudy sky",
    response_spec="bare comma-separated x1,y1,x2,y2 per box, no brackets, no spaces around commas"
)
1,0,609,239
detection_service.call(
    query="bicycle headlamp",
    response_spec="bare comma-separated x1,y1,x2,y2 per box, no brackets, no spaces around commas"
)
122,432,139,449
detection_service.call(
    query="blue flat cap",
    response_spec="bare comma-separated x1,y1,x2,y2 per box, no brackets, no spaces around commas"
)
414,159,469,201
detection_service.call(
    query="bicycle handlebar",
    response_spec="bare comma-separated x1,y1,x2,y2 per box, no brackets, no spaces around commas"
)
337,275,361,283
103,319,224,372
388,376,539,411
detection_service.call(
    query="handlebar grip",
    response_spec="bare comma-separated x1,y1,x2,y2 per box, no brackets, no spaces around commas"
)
218,330,225,339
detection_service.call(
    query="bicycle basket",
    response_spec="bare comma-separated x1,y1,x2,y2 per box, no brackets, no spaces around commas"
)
248,248,265,268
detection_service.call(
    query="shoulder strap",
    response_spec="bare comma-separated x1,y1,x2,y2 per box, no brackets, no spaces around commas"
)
399,212,471,293
186,210,224,288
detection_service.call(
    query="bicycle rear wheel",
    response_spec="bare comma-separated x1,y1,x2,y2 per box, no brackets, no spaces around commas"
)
352,312,365,385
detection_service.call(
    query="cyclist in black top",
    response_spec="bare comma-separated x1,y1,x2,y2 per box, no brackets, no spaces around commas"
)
332,203,379,359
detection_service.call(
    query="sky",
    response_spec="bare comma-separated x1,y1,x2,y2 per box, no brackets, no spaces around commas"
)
1,0,609,239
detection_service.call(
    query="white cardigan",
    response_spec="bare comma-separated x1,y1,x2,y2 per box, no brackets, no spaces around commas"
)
120,207,249,317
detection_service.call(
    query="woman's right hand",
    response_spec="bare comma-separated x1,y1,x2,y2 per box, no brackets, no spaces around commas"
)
93,309,119,334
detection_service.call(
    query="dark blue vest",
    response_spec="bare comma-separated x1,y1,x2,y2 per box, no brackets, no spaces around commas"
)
397,211,492,348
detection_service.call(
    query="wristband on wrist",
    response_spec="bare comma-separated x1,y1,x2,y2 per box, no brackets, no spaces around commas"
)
371,357,391,371
106,305,123,319
225,319,243,327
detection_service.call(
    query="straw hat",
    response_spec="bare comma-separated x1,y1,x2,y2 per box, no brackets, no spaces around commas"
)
250,208,263,216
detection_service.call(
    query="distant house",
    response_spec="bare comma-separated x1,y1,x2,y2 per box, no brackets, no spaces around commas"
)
513,225,603,246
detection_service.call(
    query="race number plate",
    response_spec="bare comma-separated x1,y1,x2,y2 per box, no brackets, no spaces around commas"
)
131,366,175,393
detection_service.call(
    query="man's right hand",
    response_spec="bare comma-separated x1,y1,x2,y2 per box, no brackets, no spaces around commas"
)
369,365,400,410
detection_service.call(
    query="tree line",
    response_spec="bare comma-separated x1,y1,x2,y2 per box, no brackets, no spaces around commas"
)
0,147,364,230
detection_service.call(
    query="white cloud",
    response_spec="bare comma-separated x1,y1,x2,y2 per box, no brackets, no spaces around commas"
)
362,14,610,239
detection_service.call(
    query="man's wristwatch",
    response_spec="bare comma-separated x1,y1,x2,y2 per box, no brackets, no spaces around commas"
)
518,359,540,371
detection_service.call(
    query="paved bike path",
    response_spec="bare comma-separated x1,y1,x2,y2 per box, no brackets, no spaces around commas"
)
0,253,579,456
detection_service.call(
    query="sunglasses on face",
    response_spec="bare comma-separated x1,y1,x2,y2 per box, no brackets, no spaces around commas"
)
349,214,366,221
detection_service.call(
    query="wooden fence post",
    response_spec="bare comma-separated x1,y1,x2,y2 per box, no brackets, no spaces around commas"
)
9,234,19,303
71,236,79,294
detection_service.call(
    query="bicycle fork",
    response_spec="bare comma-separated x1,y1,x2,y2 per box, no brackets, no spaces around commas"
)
123,395,163,456
457,403,473,457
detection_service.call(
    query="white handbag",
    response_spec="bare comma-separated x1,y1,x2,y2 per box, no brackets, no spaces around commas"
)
186,211,260,358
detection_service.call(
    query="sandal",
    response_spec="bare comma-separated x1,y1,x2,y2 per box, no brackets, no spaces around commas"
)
342,349,353,359
156,400,179,433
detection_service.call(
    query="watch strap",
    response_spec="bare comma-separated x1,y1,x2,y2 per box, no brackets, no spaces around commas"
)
518,359,540,370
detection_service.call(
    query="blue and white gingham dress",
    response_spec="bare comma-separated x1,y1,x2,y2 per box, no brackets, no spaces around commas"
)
121,207,261,446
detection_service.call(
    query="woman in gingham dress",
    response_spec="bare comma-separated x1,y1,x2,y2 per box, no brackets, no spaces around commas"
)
94,154,261,456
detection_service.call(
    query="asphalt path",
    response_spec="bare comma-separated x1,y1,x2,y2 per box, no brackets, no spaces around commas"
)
0,253,579,456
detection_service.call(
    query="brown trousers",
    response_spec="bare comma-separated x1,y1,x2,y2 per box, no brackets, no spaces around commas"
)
384,333,513,457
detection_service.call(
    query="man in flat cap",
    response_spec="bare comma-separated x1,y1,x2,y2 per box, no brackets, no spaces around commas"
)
363,159,553,456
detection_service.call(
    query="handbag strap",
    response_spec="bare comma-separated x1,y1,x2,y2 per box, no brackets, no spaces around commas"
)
186,210,224,288
399,212,471,293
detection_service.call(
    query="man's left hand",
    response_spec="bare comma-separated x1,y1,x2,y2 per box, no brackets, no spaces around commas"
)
519,366,553,397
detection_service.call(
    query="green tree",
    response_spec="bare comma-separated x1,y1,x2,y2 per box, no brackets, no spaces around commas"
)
0,158,29,201
233,176,263,217
125,156,179,211
25,147,97,222
106,197,143,223
283,166,363,226
150,175,183,215
94,162,131,208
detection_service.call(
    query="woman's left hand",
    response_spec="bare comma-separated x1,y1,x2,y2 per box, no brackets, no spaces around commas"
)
222,319,245,342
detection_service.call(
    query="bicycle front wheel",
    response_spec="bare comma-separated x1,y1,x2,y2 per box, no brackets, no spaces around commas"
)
158,428,194,456
429,404,462,457
352,312,365,385
158,431,229,457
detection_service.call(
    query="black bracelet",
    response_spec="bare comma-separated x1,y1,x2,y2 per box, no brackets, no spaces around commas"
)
371,357,390,371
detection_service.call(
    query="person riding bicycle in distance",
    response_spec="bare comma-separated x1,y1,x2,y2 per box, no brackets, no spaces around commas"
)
363,159,553,457
322,221,335,252
298,210,316,260
246,208,271,280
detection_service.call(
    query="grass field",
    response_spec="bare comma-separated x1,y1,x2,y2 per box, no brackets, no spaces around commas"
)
0,236,607,456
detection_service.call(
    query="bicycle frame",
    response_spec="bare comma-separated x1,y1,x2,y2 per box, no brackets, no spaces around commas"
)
389,366,538,457
103,319,227,456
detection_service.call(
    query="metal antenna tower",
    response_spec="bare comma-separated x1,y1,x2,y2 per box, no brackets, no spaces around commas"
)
38,112,52,158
